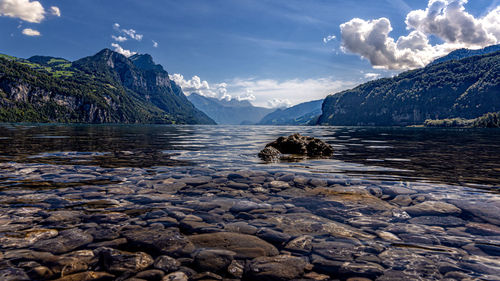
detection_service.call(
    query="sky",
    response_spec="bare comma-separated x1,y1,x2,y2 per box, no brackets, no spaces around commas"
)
1,0,499,108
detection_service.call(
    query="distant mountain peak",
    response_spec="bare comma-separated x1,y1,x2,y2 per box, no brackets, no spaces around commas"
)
187,93,274,124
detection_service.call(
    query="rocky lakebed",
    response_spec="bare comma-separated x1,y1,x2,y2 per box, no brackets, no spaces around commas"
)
0,125,499,281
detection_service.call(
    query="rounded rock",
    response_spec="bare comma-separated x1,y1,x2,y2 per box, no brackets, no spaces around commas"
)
193,248,236,273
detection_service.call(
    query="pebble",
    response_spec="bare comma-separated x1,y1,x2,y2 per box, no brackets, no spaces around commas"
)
193,248,236,273
403,201,461,216
162,272,188,281
154,255,180,273
409,216,466,227
244,255,308,280
0,161,498,281
189,232,279,259
466,222,500,236
95,247,154,273
32,229,93,254
121,227,194,257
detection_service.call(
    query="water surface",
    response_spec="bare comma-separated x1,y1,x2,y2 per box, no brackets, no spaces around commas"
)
0,124,499,280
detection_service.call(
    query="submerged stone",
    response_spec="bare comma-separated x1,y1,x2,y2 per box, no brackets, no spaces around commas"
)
188,232,279,259
95,247,154,274
244,255,308,281
403,201,461,216
121,227,194,257
193,248,236,273
32,228,93,254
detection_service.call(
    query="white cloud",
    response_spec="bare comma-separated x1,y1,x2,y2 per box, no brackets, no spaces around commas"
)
405,0,495,46
267,98,292,108
230,77,356,108
21,27,40,36
49,6,60,17
170,74,230,100
364,73,381,79
152,40,158,48
111,43,136,57
112,35,127,42
113,22,143,41
0,0,45,23
323,34,336,43
122,28,143,41
171,74,356,108
339,0,500,69
236,90,256,101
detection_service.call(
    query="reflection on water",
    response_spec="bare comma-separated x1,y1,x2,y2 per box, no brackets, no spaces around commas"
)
0,124,499,190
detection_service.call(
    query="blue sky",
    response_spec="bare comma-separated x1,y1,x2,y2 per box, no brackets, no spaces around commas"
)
1,0,499,107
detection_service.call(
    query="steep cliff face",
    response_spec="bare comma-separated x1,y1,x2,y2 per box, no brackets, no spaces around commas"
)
318,51,500,126
0,49,215,124
73,49,215,124
0,59,134,123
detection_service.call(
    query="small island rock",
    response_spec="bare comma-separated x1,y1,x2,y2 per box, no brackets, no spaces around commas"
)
259,133,333,160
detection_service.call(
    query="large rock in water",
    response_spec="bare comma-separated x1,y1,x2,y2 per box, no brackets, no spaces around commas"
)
259,133,333,160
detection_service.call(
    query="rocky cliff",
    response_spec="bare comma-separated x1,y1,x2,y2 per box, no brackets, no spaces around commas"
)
0,49,215,124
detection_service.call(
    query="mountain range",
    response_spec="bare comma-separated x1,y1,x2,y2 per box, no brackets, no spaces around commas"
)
187,93,273,125
318,51,500,126
0,49,215,124
1,45,499,127
258,99,323,125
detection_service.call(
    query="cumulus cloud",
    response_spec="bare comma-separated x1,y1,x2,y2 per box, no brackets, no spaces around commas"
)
21,27,40,36
112,35,127,42
49,6,60,17
231,77,356,108
152,40,158,48
123,29,143,41
170,74,231,100
267,98,292,108
171,74,356,108
339,0,500,69
113,22,143,41
236,90,256,102
323,34,336,43
405,0,496,46
0,0,45,23
111,43,136,57
364,73,381,79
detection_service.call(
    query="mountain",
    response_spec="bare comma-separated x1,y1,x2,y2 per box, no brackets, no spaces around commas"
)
430,44,500,65
0,49,215,124
187,93,274,125
318,51,500,126
258,99,323,125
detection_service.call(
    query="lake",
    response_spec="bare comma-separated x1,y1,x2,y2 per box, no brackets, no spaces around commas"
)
0,124,499,280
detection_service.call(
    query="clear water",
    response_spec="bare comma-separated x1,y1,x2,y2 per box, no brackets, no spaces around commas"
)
1,124,499,190
1,124,500,280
